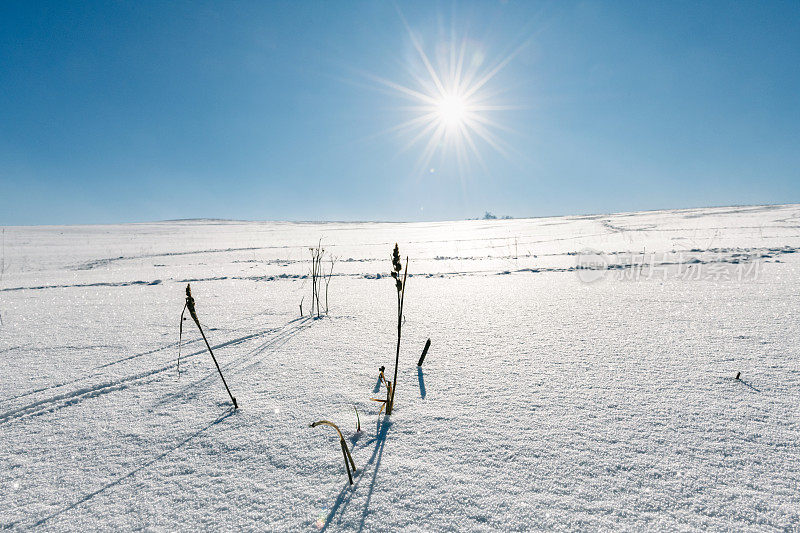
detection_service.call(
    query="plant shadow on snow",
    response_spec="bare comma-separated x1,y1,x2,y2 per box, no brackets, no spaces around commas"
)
319,416,392,532
720,374,762,393
30,408,236,529
736,377,761,392
0,320,312,427
1,339,206,405
154,317,315,409
417,367,426,399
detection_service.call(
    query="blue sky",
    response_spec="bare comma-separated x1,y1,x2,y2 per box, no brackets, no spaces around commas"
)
1,1,798,225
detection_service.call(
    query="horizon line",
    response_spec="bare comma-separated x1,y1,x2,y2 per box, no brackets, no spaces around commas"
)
1,201,797,229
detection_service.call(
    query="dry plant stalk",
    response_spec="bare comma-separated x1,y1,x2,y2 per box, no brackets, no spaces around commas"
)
386,244,408,415
370,367,393,415
306,240,336,317
310,420,357,485
417,338,431,367
324,254,336,314
178,284,238,409
309,240,324,318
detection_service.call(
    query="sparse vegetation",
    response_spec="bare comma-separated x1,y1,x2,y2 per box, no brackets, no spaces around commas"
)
417,338,431,367
309,240,323,318
371,366,393,415
324,254,336,314
304,240,336,317
385,244,408,415
310,420,356,485
178,284,238,409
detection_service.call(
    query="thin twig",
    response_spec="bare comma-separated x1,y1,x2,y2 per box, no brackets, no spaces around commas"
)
324,255,336,314
387,258,408,415
184,284,238,409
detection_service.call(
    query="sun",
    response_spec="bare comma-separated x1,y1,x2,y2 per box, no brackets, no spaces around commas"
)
368,14,526,175
436,93,469,129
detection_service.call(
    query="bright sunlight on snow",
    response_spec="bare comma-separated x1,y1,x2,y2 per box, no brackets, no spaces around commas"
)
1,204,799,530
2,2,799,531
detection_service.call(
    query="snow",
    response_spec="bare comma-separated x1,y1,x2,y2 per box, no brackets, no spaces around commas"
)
1,204,799,530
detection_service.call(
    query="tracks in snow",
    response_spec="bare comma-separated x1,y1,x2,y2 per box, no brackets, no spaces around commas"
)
0,317,313,426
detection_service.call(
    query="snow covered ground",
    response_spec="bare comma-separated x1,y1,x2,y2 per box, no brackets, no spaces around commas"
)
1,204,799,531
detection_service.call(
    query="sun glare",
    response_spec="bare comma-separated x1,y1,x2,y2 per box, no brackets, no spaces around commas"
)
437,93,468,128
369,14,526,176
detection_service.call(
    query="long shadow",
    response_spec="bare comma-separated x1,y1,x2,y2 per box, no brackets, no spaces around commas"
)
0,323,301,425
357,418,391,532
234,318,314,375
11,317,310,404
1,342,197,404
95,338,202,370
0,317,315,426
2,321,283,407
152,317,314,408
29,409,235,528
737,378,761,392
320,417,391,532
417,367,426,399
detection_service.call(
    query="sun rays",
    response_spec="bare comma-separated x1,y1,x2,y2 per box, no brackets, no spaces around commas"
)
369,13,527,177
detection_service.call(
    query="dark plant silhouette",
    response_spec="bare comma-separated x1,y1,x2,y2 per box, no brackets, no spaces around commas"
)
385,244,407,415
178,284,238,409
304,240,336,317
417,338,431,366
310,240,323,318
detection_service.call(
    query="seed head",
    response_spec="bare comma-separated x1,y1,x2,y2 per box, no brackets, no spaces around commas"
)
392,243,402,272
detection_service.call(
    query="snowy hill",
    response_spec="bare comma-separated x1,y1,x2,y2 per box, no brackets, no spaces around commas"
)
1,204,799,530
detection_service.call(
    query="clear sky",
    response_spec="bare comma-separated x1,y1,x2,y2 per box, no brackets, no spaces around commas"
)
1,1,798,225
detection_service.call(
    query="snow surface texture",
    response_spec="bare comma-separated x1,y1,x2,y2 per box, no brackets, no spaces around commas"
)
1,204,799,531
